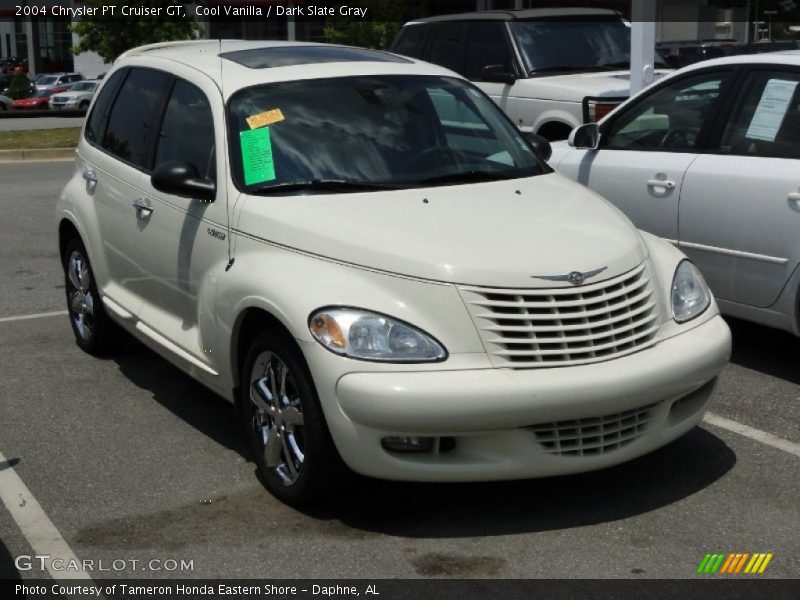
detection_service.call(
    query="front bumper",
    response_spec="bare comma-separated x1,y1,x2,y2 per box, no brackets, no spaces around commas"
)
323,316,730,481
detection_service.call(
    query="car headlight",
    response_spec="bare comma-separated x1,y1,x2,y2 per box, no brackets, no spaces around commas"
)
308,308,447,362
671,260,711,323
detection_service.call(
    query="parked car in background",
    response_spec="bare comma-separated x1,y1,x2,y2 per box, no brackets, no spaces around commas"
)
35,72,83,93
0,73,13,94
390,8,670,140
738,40,800,55
549,52,800,335
49,80,99,110
57,40,730,505
0,94,12,110
657,40,741,68
12,85,69,109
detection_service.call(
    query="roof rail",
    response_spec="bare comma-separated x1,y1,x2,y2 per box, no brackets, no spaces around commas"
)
115,39,222,63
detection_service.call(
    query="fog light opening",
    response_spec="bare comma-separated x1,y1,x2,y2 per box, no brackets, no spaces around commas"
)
381,436,435,453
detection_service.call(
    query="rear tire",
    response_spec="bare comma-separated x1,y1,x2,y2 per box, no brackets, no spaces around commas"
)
63,238,116,355
241,329,347,505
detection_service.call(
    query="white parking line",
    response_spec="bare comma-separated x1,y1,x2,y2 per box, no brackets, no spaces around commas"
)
704,412,800,459
0,310,68,324
0,451,92,580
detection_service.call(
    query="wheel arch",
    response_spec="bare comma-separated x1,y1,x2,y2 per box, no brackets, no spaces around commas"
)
230,305,304,403
58,218,82,266
535,120,575,142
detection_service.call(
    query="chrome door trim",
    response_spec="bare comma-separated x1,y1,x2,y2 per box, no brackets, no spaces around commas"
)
679,241,789,265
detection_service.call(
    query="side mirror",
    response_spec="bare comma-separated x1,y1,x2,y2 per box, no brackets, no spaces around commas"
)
151,160,215,201
568,123,600,150
523,132,552,162
481,64,516,85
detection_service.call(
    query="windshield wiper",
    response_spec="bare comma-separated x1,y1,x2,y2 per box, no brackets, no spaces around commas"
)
249,179,400,194
418,170,519,186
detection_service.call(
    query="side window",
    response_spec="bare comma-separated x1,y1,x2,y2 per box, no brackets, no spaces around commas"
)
604,72,727,151
430,23,466,75
102,68,170,168
85,69,127,145
392,25,429,59
155,79,216,181
464,22,514,81
719,71,800,159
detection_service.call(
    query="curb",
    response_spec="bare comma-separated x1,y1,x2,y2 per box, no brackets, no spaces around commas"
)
0,148,75,161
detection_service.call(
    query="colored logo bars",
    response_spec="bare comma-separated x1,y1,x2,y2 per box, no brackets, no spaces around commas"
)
697,552,774,574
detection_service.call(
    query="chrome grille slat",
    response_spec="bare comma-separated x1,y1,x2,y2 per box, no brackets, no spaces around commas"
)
525,403,656,456
459,263,660,368
484,301,656,333
489,314,658,346
473,287,654,321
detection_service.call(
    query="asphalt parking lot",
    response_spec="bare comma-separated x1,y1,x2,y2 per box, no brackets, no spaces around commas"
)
0,161,798,582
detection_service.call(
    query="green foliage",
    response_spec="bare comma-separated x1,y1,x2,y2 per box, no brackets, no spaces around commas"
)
70,1,201,64
6,73,32,100
323,0,403,49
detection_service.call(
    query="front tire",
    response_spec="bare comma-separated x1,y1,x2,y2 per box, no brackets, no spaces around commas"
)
241,330,346,505
63,238,115,355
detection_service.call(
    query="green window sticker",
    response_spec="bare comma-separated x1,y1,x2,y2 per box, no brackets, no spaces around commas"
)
240,127,276,185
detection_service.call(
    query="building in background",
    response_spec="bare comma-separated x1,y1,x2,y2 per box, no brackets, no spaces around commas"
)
0,0,795,76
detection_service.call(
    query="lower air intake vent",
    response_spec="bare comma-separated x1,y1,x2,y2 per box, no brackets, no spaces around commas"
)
526,403,657,456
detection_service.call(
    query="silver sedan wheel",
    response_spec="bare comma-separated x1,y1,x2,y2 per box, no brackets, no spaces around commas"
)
249,351,305,486
67,250,95,341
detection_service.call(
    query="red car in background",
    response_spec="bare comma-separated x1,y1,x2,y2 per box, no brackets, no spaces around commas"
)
12,85,69,109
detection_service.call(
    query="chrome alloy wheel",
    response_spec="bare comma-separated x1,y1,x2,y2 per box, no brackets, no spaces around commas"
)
249,352,305,486
67,250,95,341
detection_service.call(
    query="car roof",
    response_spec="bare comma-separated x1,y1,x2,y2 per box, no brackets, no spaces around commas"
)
115,40,461,98
676,49,800,72
409,7,619,23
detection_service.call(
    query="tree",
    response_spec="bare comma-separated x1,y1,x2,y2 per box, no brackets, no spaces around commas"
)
5,73,32,100
71,1,202,64
323,0,404,50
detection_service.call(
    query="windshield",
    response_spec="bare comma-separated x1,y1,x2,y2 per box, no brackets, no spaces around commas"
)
38,76,58,85
70,82,96,92
511,18,667,74
227,75,546,194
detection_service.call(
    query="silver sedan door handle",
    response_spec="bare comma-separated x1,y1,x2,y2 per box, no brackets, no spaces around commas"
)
82,168,97,183
647,179,676,190
131,198,154,216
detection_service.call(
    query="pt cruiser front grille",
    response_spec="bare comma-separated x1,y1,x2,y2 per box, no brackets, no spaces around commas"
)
459,263,659,368
526,403,657,456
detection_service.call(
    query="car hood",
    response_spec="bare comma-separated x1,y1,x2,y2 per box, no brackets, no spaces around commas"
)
237,173,646,288
515,70,669,102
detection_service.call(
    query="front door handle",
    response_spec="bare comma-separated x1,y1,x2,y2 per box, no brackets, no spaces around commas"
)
647,179,676,190
131,198,154,216
82,169,97,183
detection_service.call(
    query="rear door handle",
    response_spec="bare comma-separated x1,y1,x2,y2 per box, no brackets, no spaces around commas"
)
131,198,154,216
647,179,676,190
788,192,800,204
82,168,97,183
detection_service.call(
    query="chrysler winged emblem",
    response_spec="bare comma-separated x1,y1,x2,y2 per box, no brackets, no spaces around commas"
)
531,267,607,286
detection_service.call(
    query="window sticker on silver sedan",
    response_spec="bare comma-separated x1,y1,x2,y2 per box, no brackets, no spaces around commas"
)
746,79,799,142
240,127,276,185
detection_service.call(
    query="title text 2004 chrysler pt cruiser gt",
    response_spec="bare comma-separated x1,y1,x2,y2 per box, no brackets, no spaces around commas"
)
56,41,731,504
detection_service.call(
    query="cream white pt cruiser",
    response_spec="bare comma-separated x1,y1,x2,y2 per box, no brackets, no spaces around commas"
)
57,41,731,505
